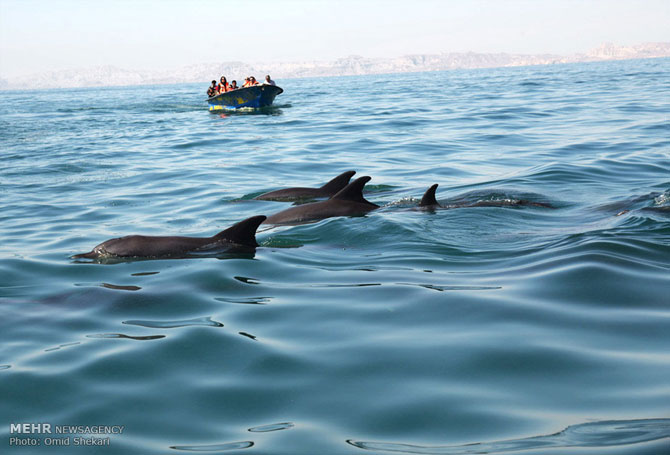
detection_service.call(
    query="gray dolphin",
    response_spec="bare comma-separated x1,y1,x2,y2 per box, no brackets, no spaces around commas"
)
254,170,356,201
420,184,553,209
263,176,379,225
420,184,440,207
73,215,266,259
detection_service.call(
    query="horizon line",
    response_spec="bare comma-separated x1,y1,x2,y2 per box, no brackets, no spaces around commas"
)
1,42,668,91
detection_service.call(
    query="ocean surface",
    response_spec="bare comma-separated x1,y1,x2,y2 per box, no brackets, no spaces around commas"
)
1,58,669,454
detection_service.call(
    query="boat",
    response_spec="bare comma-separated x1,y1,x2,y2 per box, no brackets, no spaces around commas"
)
207,85,283,110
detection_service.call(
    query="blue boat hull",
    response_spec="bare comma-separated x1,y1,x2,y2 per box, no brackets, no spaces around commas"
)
207,85,283,110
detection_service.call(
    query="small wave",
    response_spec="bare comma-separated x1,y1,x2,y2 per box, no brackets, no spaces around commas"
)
653,190,670,207
364,184,397,194
170,440,254,452
86,333,165,340
211,106,283,116
347,418,670,454
123,316,223,329
170,138,226,150
444,189,555,209
385,197,420,208
101,283,142,291
44,341,81,352
215,297,272,305
234,276,261,285
260,237,305,248
248,422,294,433
309,283,381,288
398,283,502,292
519,81,544,87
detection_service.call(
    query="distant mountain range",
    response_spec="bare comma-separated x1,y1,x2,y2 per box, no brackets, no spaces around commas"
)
1,42,668,90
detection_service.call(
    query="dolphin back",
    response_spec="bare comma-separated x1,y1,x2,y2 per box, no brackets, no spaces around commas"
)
331,176,378,207
420,184,439,207
214,215,267,247
320,170,356,195
255,170,356,200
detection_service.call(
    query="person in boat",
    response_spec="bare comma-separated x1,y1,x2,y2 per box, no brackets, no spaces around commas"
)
263,75,276,86
207,80,218,97
249,76,259,85
229,80,238,90
217,76,229,94
242,77,252,88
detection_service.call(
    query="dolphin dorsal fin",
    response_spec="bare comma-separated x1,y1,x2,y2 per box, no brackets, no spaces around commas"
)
420,184,439,207
331,176,377,206
320,170,356,195
214,215,267,246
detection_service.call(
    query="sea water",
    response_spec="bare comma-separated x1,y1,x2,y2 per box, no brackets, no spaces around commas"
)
1,58,669,454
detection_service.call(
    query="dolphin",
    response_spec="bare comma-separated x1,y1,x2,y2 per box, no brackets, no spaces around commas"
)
420,184,440,207
254,170,356,201
263,176,379,225
419,184,553,209
73,215,266,259
596,192,667,216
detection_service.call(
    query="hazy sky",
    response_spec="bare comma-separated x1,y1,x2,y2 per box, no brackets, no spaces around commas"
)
1,0,668,78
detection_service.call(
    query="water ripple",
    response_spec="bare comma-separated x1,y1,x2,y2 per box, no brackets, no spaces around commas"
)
215,296,272,305
170,441,254,452
347,419,670,454
101,283,142,291
44,341,81,352
248,422,294,433
123,317,223,328
86,333,166,340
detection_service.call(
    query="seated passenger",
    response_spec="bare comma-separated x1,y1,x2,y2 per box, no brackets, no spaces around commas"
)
249,76,259,85
229,80,238,90
218,76,229,93
263,75,276,86
207,80,217,97
242,77,252,88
